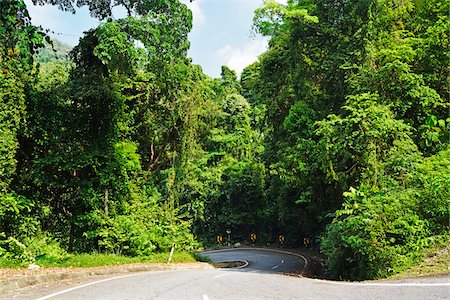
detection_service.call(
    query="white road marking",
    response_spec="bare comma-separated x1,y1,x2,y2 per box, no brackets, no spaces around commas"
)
365,283,450,287
309,278,450,287
272,265,279,269
213,272,233,279
203,294,210,300
36,273,147,300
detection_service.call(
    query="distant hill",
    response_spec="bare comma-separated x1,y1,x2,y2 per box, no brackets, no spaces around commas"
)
35,38,73,63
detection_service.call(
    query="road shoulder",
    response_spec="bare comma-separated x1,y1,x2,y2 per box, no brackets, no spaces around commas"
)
0,262,212,295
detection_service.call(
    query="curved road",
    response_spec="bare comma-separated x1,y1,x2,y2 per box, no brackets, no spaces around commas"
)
201,248,307,274
6,248,449,300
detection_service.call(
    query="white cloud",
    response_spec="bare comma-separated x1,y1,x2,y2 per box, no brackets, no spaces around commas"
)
216,38,268,76
183,0,206,29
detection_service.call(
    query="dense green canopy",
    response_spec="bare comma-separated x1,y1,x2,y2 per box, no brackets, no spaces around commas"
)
1,0,448,280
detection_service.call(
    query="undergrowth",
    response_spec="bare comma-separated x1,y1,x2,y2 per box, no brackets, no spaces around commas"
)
0,251,199,268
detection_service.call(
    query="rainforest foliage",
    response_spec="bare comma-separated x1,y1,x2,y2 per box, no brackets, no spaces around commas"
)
1,0,448,280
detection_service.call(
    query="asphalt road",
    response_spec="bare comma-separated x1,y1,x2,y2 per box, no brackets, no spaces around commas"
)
5,248,450,300
200,248,307,274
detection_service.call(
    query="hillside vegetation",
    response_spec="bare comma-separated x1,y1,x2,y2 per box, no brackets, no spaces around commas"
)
35,39,72,63
1,0,448,280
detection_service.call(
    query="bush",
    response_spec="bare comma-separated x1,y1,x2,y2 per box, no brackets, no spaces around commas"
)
23,233,68,262
321,185,430,280
0,232,68,266
321,147,449,280
91,191,197,256
0,236,32,263
0,193,64,265
411,148,450,232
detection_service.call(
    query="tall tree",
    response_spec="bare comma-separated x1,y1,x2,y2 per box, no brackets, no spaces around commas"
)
0,0,46,253
251,0,449,278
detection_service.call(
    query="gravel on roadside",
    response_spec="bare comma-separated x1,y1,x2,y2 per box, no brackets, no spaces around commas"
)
0,262,213,294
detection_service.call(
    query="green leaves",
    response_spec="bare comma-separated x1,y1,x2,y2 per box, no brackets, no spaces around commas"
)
93,21,135,72
324,186,418,279
248,0,449,279
253,0,285,36
418,115,450,152
114,141,141,172
322,148,449,280
253,0,318,37
316,93,413,188
0,2,46,250
1,0,448,275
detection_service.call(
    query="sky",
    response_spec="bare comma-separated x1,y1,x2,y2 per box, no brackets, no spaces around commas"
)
24,0,286,78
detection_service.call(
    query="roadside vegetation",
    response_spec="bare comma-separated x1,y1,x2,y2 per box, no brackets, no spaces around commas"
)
0,252,197,268
1,0,448,281
389,243,450,279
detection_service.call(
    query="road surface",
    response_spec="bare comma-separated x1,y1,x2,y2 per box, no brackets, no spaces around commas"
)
201,248,307,274
4,248,449,300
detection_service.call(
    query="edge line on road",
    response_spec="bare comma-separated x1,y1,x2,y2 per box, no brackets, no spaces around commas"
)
306,277,450,287
215,259,249,269
35,273,147,300
35,269,210,300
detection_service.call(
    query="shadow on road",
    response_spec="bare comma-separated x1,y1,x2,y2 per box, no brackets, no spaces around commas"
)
200,247,325,278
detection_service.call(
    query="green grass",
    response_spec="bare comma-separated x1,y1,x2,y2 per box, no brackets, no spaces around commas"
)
389,244,450,279
191,252,211,263
0,252,200,268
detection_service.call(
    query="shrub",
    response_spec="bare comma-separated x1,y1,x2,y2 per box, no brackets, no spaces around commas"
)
411,148,450,232
91,191,197,256
321,185,430,280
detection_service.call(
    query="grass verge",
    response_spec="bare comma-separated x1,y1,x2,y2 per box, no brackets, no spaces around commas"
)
389,244,450,279
0,252,200,269
191,252,211,263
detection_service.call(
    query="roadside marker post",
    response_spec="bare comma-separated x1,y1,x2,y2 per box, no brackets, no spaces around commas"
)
167,243,176,264
226,229,231,247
